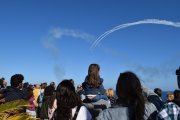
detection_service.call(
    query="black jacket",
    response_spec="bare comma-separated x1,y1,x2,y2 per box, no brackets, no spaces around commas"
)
4,86,26,102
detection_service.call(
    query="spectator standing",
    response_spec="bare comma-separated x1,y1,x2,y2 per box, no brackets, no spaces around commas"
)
97,71,145,120
0,74,26,103
166,92,174,103
106,88,116,106
154,88,163,101
53,79,92,120
26,87,37,118
0,77,7,89
33,84,41,106
173,90,180,107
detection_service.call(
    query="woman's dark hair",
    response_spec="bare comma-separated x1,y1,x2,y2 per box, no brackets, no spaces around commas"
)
23,82,29,88
116,71,145,120
26,87,34,100
55,79,81,120
86,64,101,87
44,85,55,97
43,85,56,108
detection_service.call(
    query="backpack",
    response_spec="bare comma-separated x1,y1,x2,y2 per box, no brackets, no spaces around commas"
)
40,97,50,119
147,95,164,111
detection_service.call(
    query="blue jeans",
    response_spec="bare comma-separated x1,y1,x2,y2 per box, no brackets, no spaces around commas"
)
91,95,109,102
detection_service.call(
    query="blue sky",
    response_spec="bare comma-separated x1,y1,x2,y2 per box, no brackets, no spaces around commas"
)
0,0,180,91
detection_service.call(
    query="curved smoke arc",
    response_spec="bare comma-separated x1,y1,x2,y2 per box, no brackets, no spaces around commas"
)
91,19,180,49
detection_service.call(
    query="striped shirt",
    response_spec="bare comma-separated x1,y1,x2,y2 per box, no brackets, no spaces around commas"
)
157,102,180,120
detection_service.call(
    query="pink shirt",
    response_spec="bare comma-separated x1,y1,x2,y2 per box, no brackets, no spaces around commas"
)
27,96,36,111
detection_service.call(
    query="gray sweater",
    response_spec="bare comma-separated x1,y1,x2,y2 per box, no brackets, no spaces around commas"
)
96,102,157,120
96,107,130,120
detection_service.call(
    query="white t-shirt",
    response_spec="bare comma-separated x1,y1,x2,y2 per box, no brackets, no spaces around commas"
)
48,99,92,120
72,106,92,120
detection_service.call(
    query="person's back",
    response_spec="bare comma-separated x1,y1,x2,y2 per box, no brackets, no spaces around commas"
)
97,105,131,120
83,99,111,119
0,74,26,103
33,84,41,106
157,102,180,120
143,86,164,111
82,77,105,95
53,79,92,120
40,85,55,119
97,71,145,120
154,88,163,101
40,96,50,119
82,64,108,102
26,87,36,118
173,89,180,107
144,101,158,120
98,103,157,120
4,86,25,102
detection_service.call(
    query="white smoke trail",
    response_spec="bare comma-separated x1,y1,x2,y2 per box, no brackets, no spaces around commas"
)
43,27,95,58
49,28,95,42
91,19,180,49
54,65,65,80
43,27,95,79
43,27,95,59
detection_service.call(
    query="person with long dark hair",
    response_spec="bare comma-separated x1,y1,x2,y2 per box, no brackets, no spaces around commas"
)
54,79,92,120
97,71,145,120
40,85,56,119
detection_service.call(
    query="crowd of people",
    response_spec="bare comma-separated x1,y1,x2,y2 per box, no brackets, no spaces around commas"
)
0,63,180,120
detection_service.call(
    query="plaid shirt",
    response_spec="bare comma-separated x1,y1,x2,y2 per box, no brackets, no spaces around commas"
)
156,102,180,120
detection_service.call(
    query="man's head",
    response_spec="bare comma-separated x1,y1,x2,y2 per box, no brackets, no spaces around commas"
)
50,82,56,90
34,84,40,89
10,74,24,88
23,82,29,88
154,88,162,97
174,89,180,99
167,92,174,102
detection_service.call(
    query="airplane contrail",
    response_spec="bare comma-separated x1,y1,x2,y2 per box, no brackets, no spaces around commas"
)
91,19,180,49
43,27,95,79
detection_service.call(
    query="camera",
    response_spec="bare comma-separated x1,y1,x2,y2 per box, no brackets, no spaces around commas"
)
176,67,180,89
176,67,180,76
